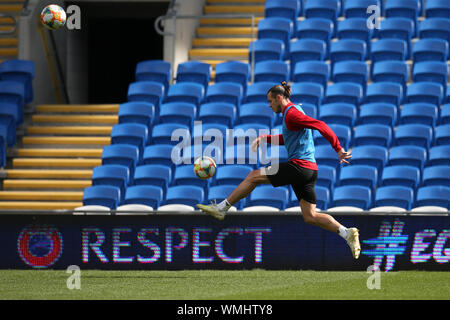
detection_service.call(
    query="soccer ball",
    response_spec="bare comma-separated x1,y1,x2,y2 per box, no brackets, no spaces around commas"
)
193,156,216,179
40,4,66,30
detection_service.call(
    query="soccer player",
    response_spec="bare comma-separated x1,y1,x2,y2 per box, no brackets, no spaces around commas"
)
196,82,361,259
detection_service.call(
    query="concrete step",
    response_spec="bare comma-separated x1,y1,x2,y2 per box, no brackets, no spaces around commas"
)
0,191,83,201
200,16,263,26
36,104,120,114
22,136,111,145
15,148,103,158
193,37,252,47
3,169,93,179
197,26,257,36
27,126,113,135
204,5,265,14
32,114,118,124
0,201,83,210
190,48,248,59
12,158,102,168
2,179,91,189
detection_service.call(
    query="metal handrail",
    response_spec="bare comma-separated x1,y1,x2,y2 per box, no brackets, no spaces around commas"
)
0,13,17,34
154,13,256,83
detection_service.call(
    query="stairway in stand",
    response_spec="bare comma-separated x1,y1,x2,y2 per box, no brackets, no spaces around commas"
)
190,0,265,80
0,0,25,63
0,104,118,210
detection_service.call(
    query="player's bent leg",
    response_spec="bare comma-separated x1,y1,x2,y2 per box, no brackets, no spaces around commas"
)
299,199,361,259
196,168,270,221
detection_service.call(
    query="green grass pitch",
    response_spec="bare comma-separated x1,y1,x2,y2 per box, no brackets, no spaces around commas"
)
0,269,449,300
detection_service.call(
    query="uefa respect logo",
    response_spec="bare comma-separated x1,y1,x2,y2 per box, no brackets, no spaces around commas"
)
168,121,282,174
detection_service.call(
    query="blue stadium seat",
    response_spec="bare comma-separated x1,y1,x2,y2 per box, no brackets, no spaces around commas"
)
317,165,337,189
371,61,409,90
214,165,252,186
208,185,244,210
165,185,204,207
111,123,148,159
225,144,258,168
123,185,163,209
440,104,450,125
290,82,324,106
344,0,381,18
133,164,172,193
358,103,397,127
143,144,178,170
339,165,378,190
385,0,420,37
173,164,210,189
215,61,250,94
305,0,340,30
315,144,339,167
324,82,363,106
415,185,450,209
198,102,236,127
83,185,121,209
92,164,130,202
0,80,24,125
244,82,277,103
374,186,414,210
176,61,211,89
118,102,155,128
381,165,421,189
315,185,331,210
264,0,299,30
332,60,369,91
405,82,443,106
329,39,366,65
337,18,374,51
395,124,433,149
204,82,243,108
314,123,351,150
135,60,171,94
354,124,392,147
296,18,334,45
102,144,139,182
164,82,205,106
350,145,388,174
292,61,330,88
298,103,317,118
412,61,448,90
399,103,438,127
159,102,196,129
151,123,190,145
319,103,357,127
422,165,450,187
127,81,164,116
239,102,276,128
412,39,449,62
0,59,34,104
377,18,415,59
0,124,6,167
248,39,285,63
428,145,450,166
0,102,17,147
418,18,450,43
388,145,427,169
365,82,403,106
435,124,450,145
332,185,372,210
370,39,408,62
425,0,450,18
254,61,289,84
181,144,223,168
246,185,289,210
289,39,327,74
257,17,294,59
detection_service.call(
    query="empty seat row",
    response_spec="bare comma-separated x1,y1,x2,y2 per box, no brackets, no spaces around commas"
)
83,182,450,211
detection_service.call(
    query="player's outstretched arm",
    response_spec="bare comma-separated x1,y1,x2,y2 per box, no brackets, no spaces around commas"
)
338,148,352,164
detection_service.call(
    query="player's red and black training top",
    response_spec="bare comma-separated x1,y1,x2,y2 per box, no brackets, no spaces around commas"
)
261,102,342,171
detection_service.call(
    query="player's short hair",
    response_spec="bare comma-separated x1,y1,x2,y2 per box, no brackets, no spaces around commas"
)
268,81,291,99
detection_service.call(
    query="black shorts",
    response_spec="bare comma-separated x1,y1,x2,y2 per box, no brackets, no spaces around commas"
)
265,161,318,205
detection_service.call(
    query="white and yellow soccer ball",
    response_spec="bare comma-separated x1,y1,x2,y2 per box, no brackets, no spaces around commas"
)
40,4,66,30
193,156,216,179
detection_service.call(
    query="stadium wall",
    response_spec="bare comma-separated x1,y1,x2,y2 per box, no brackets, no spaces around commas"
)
4,211,449,272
